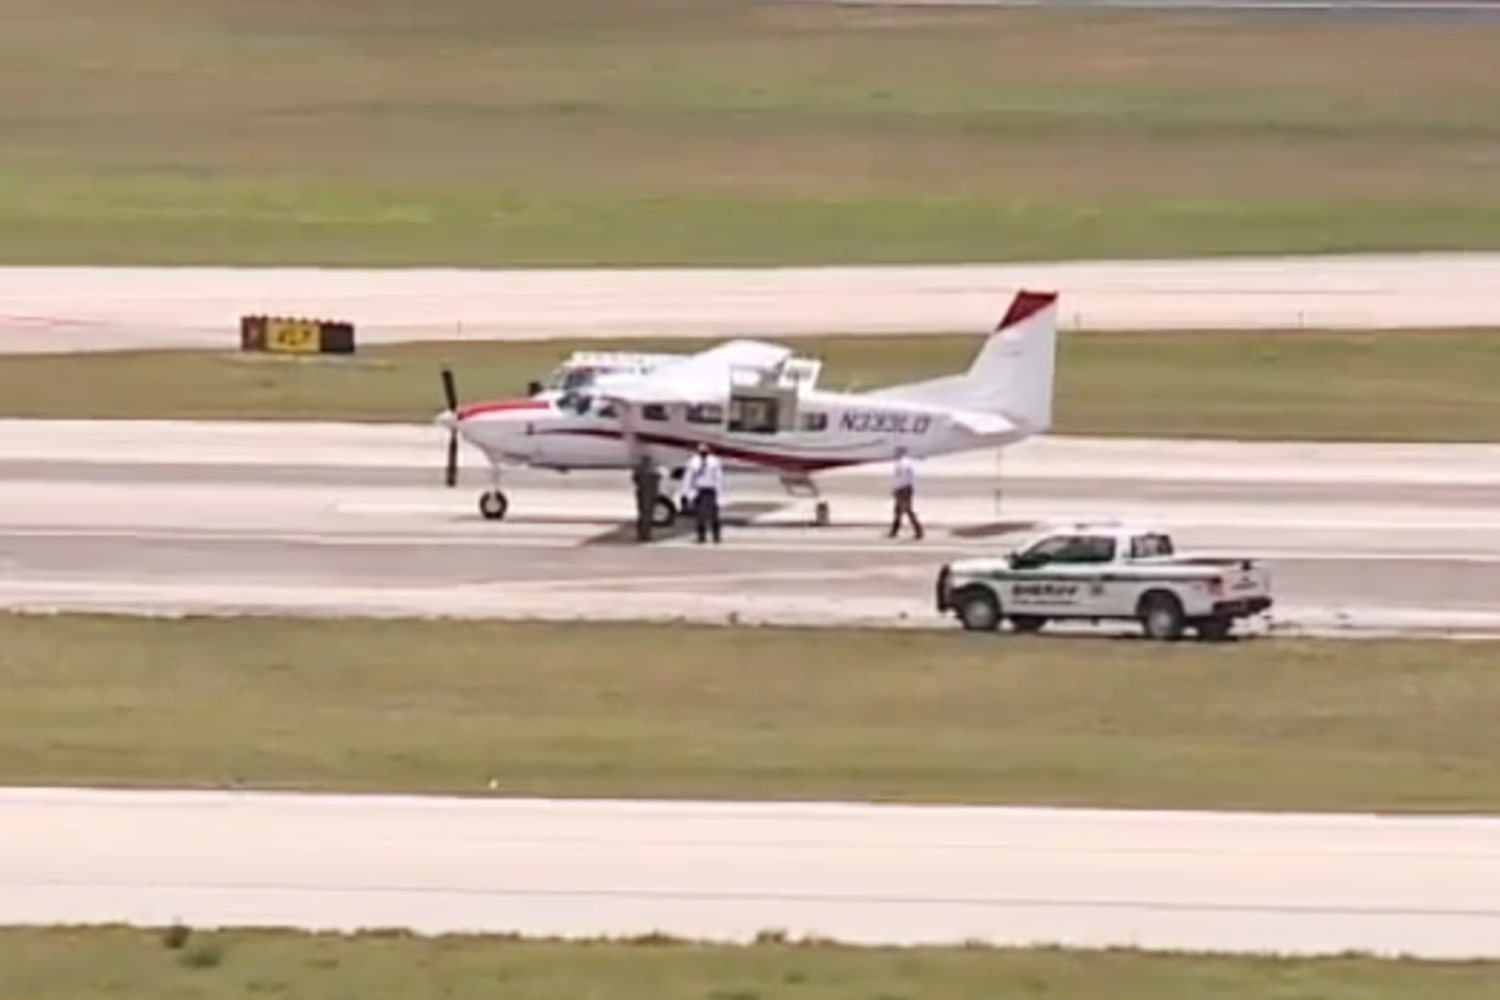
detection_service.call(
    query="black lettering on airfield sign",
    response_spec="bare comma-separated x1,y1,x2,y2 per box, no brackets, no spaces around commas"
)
839,410,931,434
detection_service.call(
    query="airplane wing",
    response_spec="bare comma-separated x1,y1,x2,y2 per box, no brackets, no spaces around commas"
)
599,338,792,406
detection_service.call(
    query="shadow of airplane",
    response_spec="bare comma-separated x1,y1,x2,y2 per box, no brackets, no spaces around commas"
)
582,501,792,546
948,520,1044,539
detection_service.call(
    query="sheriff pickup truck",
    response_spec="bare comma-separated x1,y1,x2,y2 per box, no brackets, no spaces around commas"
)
934,523,1273,641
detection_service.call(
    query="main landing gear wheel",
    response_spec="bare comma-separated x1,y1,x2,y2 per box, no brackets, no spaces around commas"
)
814,501,830,527
652,496,678,528
479,490,509,521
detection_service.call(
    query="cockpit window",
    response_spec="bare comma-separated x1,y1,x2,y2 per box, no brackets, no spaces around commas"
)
557,392,593,416
543,366,598,392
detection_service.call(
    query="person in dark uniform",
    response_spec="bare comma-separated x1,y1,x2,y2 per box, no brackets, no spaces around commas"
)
631,452,661,541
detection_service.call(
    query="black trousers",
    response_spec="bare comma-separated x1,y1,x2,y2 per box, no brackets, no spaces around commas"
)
890,485,923,538
634,489,655,541
693,488,721,542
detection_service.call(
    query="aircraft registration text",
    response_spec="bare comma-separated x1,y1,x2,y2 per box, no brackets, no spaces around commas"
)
839,410,931,435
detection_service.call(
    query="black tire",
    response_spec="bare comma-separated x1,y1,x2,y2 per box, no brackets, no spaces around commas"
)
954,588,1002,632
1138,591,1185,641
1010,615,1047,634
479,490,509,521
1196,616,1234,642
651,496,677,528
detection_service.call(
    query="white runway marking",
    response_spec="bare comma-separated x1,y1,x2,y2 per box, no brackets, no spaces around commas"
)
3,788,1499,957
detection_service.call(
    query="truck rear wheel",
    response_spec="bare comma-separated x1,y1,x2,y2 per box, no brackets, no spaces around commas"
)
1138,591,1185,641
955,589,1001,632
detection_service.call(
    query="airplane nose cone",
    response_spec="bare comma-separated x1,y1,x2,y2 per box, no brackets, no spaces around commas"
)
434,409,459,430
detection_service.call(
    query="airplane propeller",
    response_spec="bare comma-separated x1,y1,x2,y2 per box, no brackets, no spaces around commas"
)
441,366,459,487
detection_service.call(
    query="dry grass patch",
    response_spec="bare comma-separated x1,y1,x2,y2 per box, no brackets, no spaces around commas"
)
0,927,1498,1000
1,0,1497,263
3,330,1497,441
2,612,1498,812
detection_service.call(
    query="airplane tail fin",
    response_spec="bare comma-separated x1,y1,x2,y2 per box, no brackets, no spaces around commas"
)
867,289,1059,434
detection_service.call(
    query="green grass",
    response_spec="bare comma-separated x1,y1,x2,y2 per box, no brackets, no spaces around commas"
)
3,0,1500,264
3,927,1499,1000
3,613,1499,812
7,329,1499,441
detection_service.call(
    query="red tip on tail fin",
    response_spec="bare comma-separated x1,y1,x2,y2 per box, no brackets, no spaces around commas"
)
997,290,1058,331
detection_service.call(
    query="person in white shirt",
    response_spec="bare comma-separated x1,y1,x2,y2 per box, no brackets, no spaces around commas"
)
889,446,923,540
684,442,724,543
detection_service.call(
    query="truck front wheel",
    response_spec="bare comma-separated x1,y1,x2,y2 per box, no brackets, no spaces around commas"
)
954,588,1001,632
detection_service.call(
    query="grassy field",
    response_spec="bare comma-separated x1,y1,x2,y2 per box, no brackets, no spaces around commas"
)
3,0,1499,265
3,612,1499,812
7,329,1500,441
4,928,1499,1000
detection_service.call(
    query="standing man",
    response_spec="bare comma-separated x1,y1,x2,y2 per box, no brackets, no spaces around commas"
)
685,442,724,544
889,445,924,540
631,451,661,542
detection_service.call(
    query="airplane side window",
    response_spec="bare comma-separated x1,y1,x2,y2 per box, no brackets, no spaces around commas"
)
642,404,668,421
729,397,778,434
687,404,724,425
800,412,827,432
597,402,618,419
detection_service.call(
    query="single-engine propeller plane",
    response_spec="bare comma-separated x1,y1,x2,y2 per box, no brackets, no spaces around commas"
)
434,289,1060,527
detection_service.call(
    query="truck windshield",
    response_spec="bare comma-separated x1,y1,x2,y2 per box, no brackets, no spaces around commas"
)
1018,534,1116,564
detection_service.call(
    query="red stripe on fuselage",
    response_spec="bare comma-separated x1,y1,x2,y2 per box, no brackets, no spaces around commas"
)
456,398,550,420
544,427,861,474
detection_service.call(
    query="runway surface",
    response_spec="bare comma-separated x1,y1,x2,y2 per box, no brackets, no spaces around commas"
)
3,420,1497,636
2,253,1498,353
3,787,1499,957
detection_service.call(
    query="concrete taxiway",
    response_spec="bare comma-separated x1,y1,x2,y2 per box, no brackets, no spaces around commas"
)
2,420,1497,635
2,253,1498,353
3,788,1499,957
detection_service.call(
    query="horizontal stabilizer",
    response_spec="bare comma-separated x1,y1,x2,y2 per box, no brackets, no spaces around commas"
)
949,409,1016,437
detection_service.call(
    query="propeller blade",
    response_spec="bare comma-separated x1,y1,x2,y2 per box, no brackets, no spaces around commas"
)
441,367,458,411
445,431,458,488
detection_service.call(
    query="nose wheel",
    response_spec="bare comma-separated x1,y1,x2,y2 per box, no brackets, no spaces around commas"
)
652,495,678,528
479,489,509,521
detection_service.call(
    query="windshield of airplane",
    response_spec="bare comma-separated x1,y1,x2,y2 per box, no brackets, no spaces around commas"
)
543,365,599,392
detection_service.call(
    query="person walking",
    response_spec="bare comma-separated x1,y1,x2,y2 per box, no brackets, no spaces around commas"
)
631,451,661,542
684,442,724,544
889,445,923,540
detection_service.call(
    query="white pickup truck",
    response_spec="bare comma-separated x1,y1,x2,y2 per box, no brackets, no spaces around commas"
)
934,522,1273,640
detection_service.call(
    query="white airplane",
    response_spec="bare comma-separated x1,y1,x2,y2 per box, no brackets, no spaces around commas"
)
434,289,1060,527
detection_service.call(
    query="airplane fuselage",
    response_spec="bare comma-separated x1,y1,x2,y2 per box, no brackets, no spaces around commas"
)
450,385,1025,478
